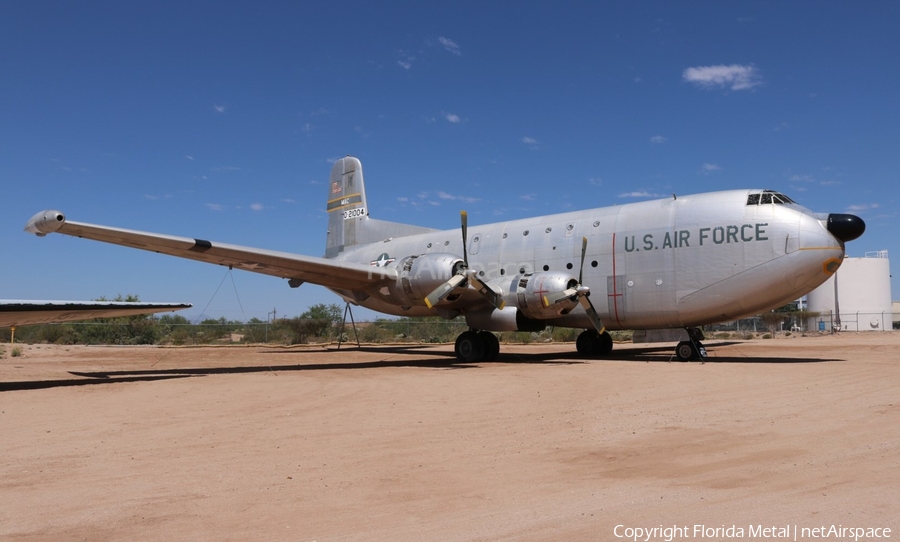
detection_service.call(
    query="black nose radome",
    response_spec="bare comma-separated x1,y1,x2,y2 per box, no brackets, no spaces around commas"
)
827,213,866,243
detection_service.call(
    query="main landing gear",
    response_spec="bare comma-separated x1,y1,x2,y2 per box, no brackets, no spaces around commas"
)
674,327,707,361
576,329,614,357
454,330,500,362
454,328,617,361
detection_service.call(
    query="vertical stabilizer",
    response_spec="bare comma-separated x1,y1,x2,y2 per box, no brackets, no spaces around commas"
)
326,157,369,258
324,156,440,258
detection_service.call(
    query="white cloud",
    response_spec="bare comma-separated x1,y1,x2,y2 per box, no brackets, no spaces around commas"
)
618,191,665,198
436,190,479,204
439,36,461,56
445,113,462,123
650,135,668,144
213,104,226,113
396,50,415,70
520,194,537,201
700,163,722,174
847,203,879,212
250,203,264,211
205,203,225,212
521,136,540,150
789,174,815,183
185,155,194,161
682,64,762,91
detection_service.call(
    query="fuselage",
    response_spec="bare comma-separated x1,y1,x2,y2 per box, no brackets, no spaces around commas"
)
333,189,845,330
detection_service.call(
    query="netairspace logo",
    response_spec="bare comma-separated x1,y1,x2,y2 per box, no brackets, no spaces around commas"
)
613,524,892,542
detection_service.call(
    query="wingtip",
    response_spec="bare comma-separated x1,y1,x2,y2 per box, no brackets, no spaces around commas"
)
25,210,66,236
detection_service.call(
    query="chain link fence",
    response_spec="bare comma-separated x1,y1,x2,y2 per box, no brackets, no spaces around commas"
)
2,312,895,347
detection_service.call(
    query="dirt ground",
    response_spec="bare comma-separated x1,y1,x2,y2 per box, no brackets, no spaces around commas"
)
1,333,898,541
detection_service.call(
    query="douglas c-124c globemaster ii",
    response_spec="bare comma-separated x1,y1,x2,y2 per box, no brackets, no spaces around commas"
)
25,156,864,361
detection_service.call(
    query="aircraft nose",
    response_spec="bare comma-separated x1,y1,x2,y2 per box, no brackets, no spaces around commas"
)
827,213,866,243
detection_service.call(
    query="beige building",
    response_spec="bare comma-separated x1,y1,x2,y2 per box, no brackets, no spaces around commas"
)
807,251,893,332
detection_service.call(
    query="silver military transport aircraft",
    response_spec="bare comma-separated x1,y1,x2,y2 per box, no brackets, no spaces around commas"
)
25,156,864,361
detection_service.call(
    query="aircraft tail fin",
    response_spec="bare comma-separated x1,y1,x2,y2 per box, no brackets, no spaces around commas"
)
325,156,436,258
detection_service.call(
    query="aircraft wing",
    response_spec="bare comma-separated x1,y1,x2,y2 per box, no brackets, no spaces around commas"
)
0,301,191,327
24,210,396,291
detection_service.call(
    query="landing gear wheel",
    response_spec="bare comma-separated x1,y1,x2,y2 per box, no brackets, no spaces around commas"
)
576,330,599,356
597,331,613,355
576,330,614,357
455,331,485,362
675,340,699,361
481,332,500,361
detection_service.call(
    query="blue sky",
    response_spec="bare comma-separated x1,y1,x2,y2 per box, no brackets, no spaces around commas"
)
2,1,897,322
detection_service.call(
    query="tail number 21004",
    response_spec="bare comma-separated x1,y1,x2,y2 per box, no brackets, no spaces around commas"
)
343,207,366,220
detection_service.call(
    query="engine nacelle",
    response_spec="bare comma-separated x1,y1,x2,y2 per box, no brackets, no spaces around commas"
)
463,272,581,331
24,210,66,237
506,272,580,320
387,253,464,306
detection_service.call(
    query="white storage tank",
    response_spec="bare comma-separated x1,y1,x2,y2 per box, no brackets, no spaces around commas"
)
807,251,892,332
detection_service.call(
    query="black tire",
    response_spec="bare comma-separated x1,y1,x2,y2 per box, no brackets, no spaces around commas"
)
481,332,500,361
597,331,614,356
455,331,485,362
576,330,600,356
675,340,698,361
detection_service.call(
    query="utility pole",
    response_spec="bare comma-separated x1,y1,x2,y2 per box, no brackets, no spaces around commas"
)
266,308,277,343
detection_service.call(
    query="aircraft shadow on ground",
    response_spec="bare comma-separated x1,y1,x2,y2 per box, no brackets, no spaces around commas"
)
0,342,841,392
601,341,843,364
0,374,196,392
0,348,580,392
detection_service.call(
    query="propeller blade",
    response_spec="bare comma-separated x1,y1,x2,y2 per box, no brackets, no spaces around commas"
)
460,211,469,265
579,236,588,285
542,288,579,307
466,269,506,310
579,293,606,334
424,273,467,309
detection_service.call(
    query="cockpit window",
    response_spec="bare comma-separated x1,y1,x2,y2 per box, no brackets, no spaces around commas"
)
747,190,796,206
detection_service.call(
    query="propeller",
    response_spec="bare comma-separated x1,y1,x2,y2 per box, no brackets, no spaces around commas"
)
542,237,606,334
424,211,505,310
